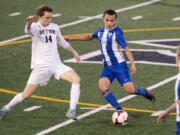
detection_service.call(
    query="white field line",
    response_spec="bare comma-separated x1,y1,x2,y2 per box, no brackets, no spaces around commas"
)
35,74,176,135
9,12,21,16
64,48,176,67
172,17,180,21
52,13,62,18
67,60,176,67
131,16,143,20
23,106,42,112
0,0,161,44
127,38,180,49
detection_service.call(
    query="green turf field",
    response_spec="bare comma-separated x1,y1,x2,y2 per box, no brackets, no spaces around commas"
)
0,0,180,134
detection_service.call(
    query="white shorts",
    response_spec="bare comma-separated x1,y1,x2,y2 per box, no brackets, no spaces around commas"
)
27,63,72,86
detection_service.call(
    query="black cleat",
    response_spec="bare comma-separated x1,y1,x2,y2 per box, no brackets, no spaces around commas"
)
144,89,155,102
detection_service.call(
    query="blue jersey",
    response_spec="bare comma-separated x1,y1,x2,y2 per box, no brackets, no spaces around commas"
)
175,73,180,134
175,73,180,122
92,26,127,66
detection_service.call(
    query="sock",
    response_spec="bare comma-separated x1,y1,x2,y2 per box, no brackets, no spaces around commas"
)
135,86,146,96
4,93,24,111
70,84,80,110
104,91,122,110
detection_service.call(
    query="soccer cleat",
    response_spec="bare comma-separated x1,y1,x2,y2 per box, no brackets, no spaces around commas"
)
144,89,155,102
0,107,8,120
66,109,77,120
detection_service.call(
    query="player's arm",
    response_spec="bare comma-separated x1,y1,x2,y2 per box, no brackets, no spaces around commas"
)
25,16,35,34
64,34,93,41
57,29,80,63
176,45,180,68
157,103,176,124
66,46,80,63
124,47,136,75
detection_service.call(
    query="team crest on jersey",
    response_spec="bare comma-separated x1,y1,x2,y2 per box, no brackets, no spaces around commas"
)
108,33,112,37
45,29,48,34
65,38,180,66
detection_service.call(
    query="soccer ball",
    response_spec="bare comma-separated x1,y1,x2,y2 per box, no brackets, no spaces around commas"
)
112,110,128,125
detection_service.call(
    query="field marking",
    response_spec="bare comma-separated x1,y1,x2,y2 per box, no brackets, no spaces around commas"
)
52,13,61,18
0,88,106,108
0,87,176,115
80,107,115,110
35,74,177,135
131,16,143,20
0,88,170,114
0,0,161,45
9,12,21,16
80,107,176,116
172,17,180,21
128,38,180,49
24,106,42,112
64,48,176,66
1,27,180,47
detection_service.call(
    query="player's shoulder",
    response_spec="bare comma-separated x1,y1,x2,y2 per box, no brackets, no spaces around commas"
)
31,22,38,27
96,26,105,32
49,23,59,28
114,26,123,33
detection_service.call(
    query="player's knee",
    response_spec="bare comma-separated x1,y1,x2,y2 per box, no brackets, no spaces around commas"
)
123,83,136,94
126,88,136,94
124,86,136,94
72,74,81,84
99,83,108,93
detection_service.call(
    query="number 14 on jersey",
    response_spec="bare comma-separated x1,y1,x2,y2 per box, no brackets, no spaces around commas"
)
45,35,52,43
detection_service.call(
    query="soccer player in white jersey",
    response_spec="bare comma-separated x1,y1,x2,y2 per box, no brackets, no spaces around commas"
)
65,9,155,112
158,45,180,135
0,5,80,120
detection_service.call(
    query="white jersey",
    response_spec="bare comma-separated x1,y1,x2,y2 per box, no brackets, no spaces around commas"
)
25,22,70,69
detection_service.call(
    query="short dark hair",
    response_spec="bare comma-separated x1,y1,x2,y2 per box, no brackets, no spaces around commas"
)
36,5,53,17
103,9,117,19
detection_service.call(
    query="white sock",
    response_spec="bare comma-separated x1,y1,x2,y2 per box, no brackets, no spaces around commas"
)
70,84,80,110
4,93,24,111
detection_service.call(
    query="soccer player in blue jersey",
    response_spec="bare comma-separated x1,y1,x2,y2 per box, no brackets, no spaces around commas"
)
157,45,180,135
65,9,155,111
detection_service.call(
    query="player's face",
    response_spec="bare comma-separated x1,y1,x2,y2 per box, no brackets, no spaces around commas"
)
38,11,52,26
103,14,116,29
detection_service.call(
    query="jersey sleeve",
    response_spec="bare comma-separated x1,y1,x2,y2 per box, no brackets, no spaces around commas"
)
56,27,70,49
24,22,36,36
91,28,100,38
116,29,127,49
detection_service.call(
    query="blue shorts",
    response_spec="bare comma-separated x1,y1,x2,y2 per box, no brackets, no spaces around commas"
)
176,122,180,135
99,62,132,85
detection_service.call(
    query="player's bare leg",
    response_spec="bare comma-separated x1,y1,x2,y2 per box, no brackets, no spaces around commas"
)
60,70,80,120
99,77,122,110
99,77,110,94
123,82,155,102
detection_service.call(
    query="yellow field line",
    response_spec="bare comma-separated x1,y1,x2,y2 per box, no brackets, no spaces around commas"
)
123,27,180,32
0,88,176,115
0,39,32,47
0,27,180,47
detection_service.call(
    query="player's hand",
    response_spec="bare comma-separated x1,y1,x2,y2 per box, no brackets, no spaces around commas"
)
73,51,80,63
130,64,136,75
157,111,169,124
27,16,35,25
64,37,73,41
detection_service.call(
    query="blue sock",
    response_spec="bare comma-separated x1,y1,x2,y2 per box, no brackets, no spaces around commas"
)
104,91,122,110
135,86,146,96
